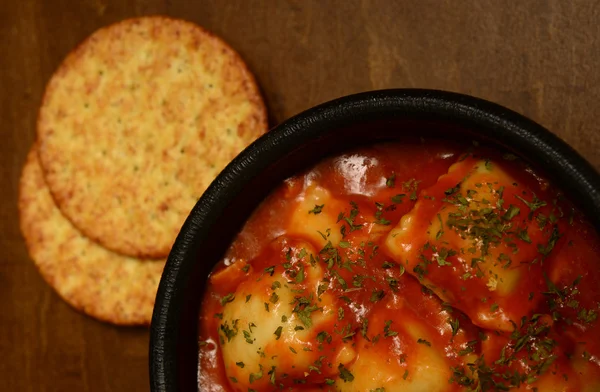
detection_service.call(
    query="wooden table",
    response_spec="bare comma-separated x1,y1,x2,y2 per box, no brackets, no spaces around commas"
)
2,1,599,390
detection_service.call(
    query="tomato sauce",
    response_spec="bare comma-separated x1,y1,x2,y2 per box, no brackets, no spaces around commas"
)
198,140,600,392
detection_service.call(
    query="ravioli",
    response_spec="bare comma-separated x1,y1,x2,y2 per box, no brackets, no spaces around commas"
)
214,238,355,391
385,157,563,331
287,184,345,247
288,183,394,249
336,279,478,392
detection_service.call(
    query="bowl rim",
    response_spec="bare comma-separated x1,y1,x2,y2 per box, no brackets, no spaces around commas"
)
149,88,600,391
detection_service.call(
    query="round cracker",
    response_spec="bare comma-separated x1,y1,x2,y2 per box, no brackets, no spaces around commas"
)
37,16,268,258
19,146,165,326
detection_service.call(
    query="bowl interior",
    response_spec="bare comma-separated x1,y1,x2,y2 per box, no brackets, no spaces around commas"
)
150,89,600,391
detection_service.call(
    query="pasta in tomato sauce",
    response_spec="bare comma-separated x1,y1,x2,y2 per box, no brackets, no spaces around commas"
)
198,141,600,392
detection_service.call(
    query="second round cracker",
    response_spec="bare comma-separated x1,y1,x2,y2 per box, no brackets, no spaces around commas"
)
19,146,165,326
37,16,268,258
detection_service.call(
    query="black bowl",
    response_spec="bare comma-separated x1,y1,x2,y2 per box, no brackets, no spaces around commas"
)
149,89,600,391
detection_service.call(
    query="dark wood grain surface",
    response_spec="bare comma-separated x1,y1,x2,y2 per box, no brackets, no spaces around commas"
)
2,1,599,390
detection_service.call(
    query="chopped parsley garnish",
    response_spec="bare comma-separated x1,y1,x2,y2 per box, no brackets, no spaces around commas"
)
386,277,399,291
399,264,405,275
359,317,369,339
449,318,460,336
517,228,532,243
445,185,461,195
538,226,561,259
316,331,332,344
338,363,355,382
268,366,276,384
386,173,396,188
292,296,320,328
578,308,598,324
220,293,235,306
308,204,324,214
332,269,348,290
317,282,328,298
317,230,329,241
370,289,386,303
503,205,520,220
295,265,305,283
417,338,431,347
435,214,445,240
249,367,263,383
341,201,364,232
391,194,406,203
220,320,239,342
382,260,395,269
375,217,391,225
273,326,283,340
383,320,398,337
459,340,478,356
264,266,276,276
242,329,253,344
269,292,279,304
516,194,547,213
435,247,456,266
